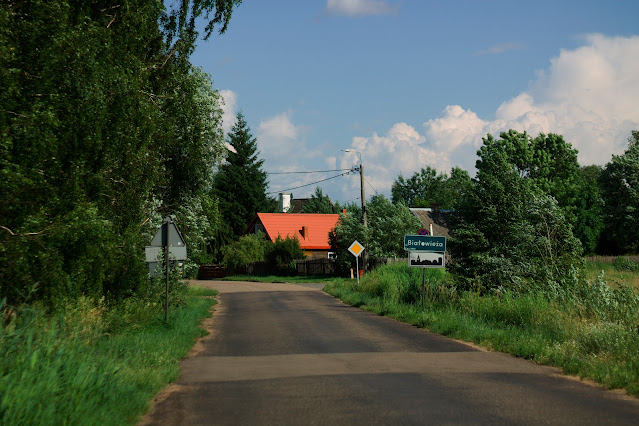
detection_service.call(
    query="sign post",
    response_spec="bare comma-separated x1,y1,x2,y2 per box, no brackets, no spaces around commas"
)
348,240,365,286
404,234,447,309
146,216,187,321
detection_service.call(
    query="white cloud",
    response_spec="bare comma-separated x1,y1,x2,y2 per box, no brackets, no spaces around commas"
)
219,89,237,134
257,112,323,198
339,123,447,200
259,111,298,143
343,34,639,199
326,0,397,17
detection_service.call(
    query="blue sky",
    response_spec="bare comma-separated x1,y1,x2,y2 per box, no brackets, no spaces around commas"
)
190,0,639,204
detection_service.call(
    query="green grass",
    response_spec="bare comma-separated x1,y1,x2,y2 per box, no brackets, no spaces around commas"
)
324,262,639,398
0,286,217,425
584,258,639,290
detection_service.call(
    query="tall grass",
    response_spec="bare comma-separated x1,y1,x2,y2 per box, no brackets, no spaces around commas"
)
324,262,639,397
0,286,217,425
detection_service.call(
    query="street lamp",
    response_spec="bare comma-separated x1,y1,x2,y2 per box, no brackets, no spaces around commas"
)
342,149,367,273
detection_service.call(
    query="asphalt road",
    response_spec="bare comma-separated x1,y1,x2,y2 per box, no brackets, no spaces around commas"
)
141,281,639,425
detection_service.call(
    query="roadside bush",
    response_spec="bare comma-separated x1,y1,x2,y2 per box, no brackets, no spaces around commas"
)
265,235,305,276
221,232,269,274
358,262,449,305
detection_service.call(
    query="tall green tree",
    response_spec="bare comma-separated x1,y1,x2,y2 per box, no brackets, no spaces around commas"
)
212,112,270,239
0,0,240,305
573,165,604,254
330,196,420,272
391,166,471,210
599,131,639,254
450,131,582,291
302,187,338,214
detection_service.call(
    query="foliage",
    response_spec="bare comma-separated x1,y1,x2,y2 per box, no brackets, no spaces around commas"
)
0,287,217,425
391,166,472,209
599,131,639,254
450,130,583,292
0,1,240,305
572,165,604,254
366,195,422,257
265,235,306,276
302,187,339,213
175,194,222,277
221,232,270,274
212,112,271,243
330,195,421,272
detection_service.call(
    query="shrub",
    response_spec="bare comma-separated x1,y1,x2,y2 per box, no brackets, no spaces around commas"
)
265,235,305,276
221,232,269,274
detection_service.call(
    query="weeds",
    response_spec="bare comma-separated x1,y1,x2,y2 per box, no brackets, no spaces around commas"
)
0,286,217,425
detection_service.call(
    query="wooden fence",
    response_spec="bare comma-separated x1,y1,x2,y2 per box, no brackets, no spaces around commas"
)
296,258,335,276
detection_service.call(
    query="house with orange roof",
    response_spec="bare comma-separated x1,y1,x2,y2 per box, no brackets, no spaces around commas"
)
244,213,340,259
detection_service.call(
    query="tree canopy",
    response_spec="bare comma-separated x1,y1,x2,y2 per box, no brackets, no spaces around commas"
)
302,187,338,214
391,166,472,210
212,112,271,241
449,131,583,291
0,0,241,305
599,131,639,254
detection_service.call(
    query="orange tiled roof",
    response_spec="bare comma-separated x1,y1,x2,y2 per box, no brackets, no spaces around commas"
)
253,213,340,250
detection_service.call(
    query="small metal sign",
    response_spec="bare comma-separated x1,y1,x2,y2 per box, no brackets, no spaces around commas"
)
348,240,364,257
347,240,365,286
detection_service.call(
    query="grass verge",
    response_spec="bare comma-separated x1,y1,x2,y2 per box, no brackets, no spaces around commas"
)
0,286,217,425
324,262,639,398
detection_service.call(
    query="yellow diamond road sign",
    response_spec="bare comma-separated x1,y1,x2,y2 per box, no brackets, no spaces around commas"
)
348,241,364,257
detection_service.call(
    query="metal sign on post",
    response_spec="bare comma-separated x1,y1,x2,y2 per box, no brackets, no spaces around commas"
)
348,240,365,286
145,216,187,321
405,234,447,310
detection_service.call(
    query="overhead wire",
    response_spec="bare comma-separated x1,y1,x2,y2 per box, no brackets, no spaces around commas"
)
266,168,352,175
266,170,355,195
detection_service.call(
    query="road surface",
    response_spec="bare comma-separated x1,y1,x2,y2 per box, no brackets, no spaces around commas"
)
141,281,639,425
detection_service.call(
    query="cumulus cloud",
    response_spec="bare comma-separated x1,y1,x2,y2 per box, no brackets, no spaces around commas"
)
343,34,639,199
257,112,324,198
259,111,298,143
219,89,237,134
338,123,447,200
325,0,397,17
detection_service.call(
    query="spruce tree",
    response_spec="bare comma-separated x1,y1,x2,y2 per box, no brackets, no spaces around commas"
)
213,112,270,239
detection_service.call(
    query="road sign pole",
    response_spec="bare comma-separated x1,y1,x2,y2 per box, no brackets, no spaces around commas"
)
421,269,425,310
356,255,360,286
163,221,170,322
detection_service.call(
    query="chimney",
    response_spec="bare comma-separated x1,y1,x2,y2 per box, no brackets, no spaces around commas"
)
279,193,292,213
300,226,308,240
342,209,347,215
430,202,440,213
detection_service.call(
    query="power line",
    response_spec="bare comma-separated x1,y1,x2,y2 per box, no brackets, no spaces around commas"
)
266,168,352,175
364,176,378,195
267,171,353,195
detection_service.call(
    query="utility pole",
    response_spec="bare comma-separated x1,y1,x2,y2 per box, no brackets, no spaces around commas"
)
342,149,367,274
359,162,367,273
